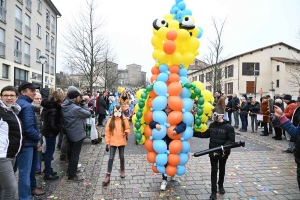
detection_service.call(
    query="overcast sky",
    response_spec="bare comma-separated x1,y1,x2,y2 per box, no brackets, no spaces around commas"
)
52,0,300,78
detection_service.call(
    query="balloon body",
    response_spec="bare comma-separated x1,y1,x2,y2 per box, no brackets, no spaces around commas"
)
168,82,182,96
166,165,177,176
153,81,167,96
152,125,167,140
156,153,168,166
153,111,167,125
179,153,189,165
168,96,183,111
182,112,194,126
169,140,182,154
181,126,193,141
176,165,186,176
152,96,168,111
167,126,182,139
182,98,193,111
180,87,192,98
147,151,157,163
168,154,180,166
181,141,191,153
153,140,167,154
168,111,183,125
157,165,166,174
144,125,152,138
144,139,154,152
157,72,169,82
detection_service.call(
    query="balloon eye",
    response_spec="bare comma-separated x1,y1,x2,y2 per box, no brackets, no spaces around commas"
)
153,19,169,30
180,17,195,30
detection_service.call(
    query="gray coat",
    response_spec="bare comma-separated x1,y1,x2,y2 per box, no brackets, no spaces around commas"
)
61,99,91,142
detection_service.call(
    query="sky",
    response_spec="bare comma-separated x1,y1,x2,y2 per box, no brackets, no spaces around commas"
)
52,0,300,79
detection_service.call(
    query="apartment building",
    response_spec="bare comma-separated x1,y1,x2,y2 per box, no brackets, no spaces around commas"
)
0,0,61,89
188,42,300,98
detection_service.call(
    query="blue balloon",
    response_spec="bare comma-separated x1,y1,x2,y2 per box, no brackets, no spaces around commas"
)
184,9,192,16
181,141,190,153
153,111,167,125
179,68,188,76
177,17,183,23
157,165,166,174
153,140,167,154
182,112,194,126
173,7,179,14
176,0,183,4
180,76,188,84
157,72,168,82
176,10,184,18
152,96,167,111
180,87,191,98
176,165,186,176
159,64,169,73
182,98,193,111
156,153,168,166
152,125,167,140
181,126,193,141
179,153,188,165
177,1,186,10
153,81,167,96
197,27,203,39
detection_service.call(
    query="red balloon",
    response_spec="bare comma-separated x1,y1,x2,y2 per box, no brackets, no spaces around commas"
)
144,125,152,138
152,164,159,173
146,98,153,108
144,139,154,152
163,40,176,55
168,154,180,166
150,75,157,83
151,66,160,75
144,111,153,124
149,90,158,98
147,151,157,163
168,82,182,96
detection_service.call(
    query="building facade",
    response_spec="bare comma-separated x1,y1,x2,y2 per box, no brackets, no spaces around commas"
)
188,42,300,98
118,63,147,88
0,0,61,89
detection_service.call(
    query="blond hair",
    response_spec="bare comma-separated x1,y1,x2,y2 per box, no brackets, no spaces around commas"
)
50,88,65,103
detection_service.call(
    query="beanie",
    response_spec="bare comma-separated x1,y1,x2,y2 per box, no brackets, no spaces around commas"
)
283,94,292,101
67,90,81,99
67,86,78,93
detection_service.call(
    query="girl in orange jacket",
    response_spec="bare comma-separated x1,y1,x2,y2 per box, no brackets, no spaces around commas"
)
102,105,130,186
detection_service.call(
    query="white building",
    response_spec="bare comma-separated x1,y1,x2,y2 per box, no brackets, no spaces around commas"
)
0,0,61,89
188,42,300,98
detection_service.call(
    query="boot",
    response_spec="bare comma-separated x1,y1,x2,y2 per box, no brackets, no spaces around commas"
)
219,185,225,194
120,168,125,178
102,173,111,186
209,192,217,200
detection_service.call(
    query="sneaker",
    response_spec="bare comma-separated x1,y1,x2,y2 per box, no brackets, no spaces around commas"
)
171,176,176,181
282,149,293,154
78,164,82,168
67,175,84,182
160,180,167,191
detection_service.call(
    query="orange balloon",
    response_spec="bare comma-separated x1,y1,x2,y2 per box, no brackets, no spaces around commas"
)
168,111,183,125
166,81,170,86
152,164,159,173
168,96,183,111
168,154,180,166
163,40,176,55
144,125,152,138
166,30,177,41
147,151,157,163
149,90,158,98
146,98,153,108
166,165,177,176
169,140,182,154
168,82,182,96
151,66,160,75
169,65,180,73
167,126,182,140
150,75,157,83
144,111,153,125
144,139,154,152
168,73,180,83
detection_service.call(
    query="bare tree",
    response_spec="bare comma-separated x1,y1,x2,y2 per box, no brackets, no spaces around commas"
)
62,0,115,92
202,17,228,93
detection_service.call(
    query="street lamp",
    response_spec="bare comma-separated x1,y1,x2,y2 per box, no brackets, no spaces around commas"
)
39,55,47,88
253,70,259,98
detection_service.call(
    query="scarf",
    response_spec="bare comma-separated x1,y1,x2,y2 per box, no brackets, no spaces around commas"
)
0,100,21,114
121,96,127,102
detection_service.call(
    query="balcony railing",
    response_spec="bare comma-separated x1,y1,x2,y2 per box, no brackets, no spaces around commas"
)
46,41,50,51
51,24,55,34
45,63,49,73
25,0,32,11
0,6,6,22
24,54,30,66
15,18,22,32
50,66,54,75
14,49,22,63
25,25,31,38
46,19,50,29
51,45,55,54
0,42,5,57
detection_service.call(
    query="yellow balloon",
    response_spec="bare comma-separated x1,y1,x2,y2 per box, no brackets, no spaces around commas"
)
136,89,144,101
200,124,208,132
203,102,213,115
187,37,200,52
192,28,199,37
138,135,146,144
192,81,204,90
202,90,213,102
152,49,161,60
134,104,139,113
158,51,170,64
201,114,208,123
132,114,137,124
177,29,190,42
168,20,179,30
170,51,182,65
182,52,195,66
163,14,174,22
142,106,149,114
157,27,168,41
151,35,163,48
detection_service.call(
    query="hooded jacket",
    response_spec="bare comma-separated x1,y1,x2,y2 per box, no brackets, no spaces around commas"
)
105,117,131,146
193,120,235,159
41,99,62,138
61,99,91,142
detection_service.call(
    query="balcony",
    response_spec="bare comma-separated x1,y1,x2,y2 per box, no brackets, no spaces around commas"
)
25,0,32,11
46,41,50,51
51,45,55,54
51,24,55,34
25,25,31,39
0,6,6,22
15,18,22,33
17,0,24,4
24,54,30,66
45,63,49,73
50,65,54,75
14,49,22,63
0,42,5,57
46,19,50,30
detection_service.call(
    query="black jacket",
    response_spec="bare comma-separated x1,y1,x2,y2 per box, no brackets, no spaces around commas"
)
41,99,62,138
239,101,248,115
249,101,260,115
193,120,235,159
97,96,107,115
231,97,240,111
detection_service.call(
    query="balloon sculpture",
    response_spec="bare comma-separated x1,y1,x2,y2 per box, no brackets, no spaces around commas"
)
132,0,215,177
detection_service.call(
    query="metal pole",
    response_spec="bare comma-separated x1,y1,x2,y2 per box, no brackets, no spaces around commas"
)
42,63,44,88
254,76,257,98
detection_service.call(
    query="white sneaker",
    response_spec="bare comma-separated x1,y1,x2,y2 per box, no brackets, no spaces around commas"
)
160,180,167,191
77,164,82,168
171,176,176,181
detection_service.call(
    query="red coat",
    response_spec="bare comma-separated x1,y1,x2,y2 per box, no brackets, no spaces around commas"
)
284,102,297,120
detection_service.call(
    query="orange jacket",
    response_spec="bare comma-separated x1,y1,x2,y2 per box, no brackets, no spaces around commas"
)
105,117,130,146
284,102,297,120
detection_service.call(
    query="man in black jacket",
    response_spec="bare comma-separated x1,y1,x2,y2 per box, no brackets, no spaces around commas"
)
231,94,240,129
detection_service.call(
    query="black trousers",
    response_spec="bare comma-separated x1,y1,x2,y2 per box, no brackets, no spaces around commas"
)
210,157,227,192
295,157,300,190
98,114,106,126
67,137,84,178
274,127,282,138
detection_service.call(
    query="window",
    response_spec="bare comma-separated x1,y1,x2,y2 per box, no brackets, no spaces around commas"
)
46,32,49,50
2,64,9,79
225,82,233,94
225,65,234,78
37,0,42,13
14,68,28,87
51,15,55,34
0,0,6,22
246,81,255,94
206,71,212,82
217,68,222,79
50,57,54,74
51,37,54,53
36,24,41,37
0,28,5,57
276,65,280,72
14,37,21,63
24,43,30,66
15,6,22,32
45,54,49,73
25,14,31,38
46,10,50,29
206,86,212,92
276,79,279,87
36,49,40,61
0,0,5,7
242,63,260,76
25,0,32,11
199,74,204,82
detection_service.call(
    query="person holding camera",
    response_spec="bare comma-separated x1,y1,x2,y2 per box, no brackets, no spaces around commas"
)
61,90,91,182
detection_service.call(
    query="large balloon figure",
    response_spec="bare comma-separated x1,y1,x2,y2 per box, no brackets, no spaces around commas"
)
133,0,214,177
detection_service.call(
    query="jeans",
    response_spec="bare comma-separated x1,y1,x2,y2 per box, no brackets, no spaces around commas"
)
240,115,247,130
67,137,84,178
57,132,63,149
44,137,56,175
233,111,239,127
16,146,39,200
107,146,125,173
227,112,232,125
60,134,68,159
0,158,17,199
210,158,227,192
250,115,258,131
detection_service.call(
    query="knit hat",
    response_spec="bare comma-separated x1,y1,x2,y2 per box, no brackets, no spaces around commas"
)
67,90,81,99
67,86,78,93
283,94,292,101
242,94,248,100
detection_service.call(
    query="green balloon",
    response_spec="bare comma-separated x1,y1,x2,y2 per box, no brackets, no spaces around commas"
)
198,97,205,105
135,129,141,133
136,133,142,140
138,102,145,108
190,93,196,99
136,112,143,119
146,85,153,92
197,108,203,115
194,88,201,95
135,122,141,129
195,115,200,119
185,83,192,88
141,93,148,99
195,119,201,126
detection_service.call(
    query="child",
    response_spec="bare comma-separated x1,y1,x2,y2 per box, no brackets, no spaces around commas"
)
193,107,235,200
150,105,186,191
102,105,131,186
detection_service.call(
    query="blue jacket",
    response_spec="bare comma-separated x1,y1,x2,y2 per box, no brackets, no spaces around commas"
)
16,95,40,147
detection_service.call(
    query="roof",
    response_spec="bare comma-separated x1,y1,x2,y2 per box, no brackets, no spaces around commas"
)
46,0,62,17
188,59,209,70
271,57,300,64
